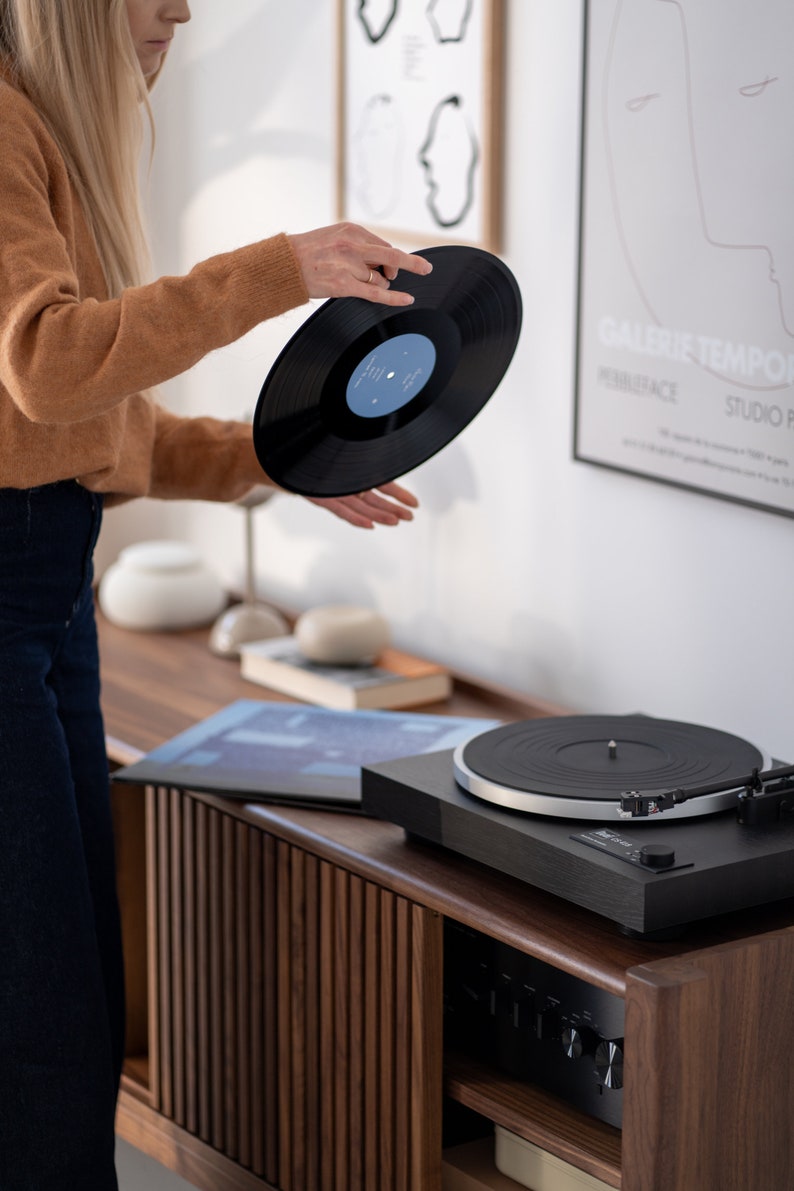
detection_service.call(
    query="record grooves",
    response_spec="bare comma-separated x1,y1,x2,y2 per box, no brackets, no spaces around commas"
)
253,245,522,496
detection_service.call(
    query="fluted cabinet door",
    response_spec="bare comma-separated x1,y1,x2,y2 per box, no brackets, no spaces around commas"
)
147,786,444,1191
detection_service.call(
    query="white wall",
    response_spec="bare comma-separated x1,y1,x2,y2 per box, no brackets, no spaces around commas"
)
98,0,794,763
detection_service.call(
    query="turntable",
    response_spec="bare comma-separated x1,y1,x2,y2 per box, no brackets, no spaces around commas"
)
360,714,794,936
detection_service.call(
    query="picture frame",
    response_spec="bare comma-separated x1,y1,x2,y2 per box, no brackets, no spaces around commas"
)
574,0,794,519
336,0,505,252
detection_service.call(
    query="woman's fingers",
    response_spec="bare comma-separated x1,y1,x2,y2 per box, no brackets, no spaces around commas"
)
288,223,432,305
306,483,419,529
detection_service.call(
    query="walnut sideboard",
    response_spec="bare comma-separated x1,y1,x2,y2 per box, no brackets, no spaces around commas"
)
98,613,794,1191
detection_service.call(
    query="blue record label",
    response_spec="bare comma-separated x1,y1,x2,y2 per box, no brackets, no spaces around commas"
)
345,332,437,418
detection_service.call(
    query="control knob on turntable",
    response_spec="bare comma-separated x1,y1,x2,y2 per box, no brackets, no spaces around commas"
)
594,1039,624,1090
639,844,676,869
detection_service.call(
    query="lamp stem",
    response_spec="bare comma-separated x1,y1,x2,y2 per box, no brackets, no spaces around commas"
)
244,505,256,604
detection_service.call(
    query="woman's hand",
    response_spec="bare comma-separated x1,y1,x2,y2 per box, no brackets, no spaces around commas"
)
307,481,419,528
288,223,432,306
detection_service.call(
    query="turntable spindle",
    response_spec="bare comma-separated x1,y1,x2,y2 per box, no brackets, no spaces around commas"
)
608,740,618,759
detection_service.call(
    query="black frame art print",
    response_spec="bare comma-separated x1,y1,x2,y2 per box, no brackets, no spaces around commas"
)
574,0,794,518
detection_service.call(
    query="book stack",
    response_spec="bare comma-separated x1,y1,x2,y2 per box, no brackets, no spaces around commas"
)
239,635,452,711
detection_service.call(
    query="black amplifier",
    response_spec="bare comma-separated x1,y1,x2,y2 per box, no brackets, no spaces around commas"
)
444,920,625,1129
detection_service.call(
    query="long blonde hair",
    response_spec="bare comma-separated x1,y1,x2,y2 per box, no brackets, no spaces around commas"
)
0,0,155,296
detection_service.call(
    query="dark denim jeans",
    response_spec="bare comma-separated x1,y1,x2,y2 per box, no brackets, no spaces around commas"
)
0,482,123,1190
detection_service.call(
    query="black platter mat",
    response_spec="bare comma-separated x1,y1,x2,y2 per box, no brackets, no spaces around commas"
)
252,244,522,496
460,715,764,803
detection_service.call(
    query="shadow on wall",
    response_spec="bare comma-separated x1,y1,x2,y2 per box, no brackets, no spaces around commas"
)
406,441,479,516
281,439,480,604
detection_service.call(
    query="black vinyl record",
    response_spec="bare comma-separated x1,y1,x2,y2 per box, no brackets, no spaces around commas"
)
252,245,522,496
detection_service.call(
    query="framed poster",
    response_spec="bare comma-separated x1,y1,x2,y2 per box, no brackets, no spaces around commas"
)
574,0,794,518
337,0,504,251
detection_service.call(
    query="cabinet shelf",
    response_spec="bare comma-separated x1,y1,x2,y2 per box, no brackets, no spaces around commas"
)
445,1051,621,1188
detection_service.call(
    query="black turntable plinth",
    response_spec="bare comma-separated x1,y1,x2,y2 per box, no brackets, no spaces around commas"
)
360,715,794,935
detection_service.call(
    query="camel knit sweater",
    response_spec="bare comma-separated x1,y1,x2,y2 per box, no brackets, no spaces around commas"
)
0,68,310,504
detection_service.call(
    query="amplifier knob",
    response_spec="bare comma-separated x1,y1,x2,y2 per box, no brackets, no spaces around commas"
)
561,1025,596,1059
594,1038,624,1090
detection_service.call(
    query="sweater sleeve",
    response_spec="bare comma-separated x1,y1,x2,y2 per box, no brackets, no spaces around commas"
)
0,82,309,426
146,402,271,503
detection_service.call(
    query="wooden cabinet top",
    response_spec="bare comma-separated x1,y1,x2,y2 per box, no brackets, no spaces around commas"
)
98,612,794,996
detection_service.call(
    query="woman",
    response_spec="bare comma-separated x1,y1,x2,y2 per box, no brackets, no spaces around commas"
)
0,2,431,1187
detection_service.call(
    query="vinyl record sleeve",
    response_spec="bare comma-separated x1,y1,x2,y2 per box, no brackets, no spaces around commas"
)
113,698,499,808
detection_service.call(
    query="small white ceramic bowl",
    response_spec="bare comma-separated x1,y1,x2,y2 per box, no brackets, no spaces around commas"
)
98,540,227,631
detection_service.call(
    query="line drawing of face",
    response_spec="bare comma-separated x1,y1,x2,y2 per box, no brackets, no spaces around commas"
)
674,0,794,337
426,0,473,43
350,94,404,218
601,0,794,388
418,95,479,228
357,0,400,44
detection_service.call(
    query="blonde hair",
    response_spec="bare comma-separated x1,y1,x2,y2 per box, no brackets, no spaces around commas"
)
0,0,156,296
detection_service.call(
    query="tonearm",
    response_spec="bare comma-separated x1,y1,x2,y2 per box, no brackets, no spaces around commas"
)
619,762,794,824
